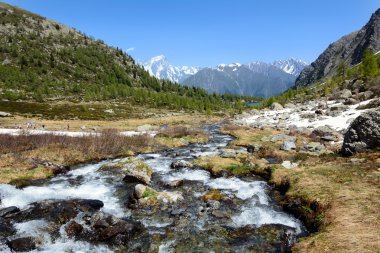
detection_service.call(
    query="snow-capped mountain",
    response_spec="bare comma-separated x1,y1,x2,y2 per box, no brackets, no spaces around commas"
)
143,55,308,97
142,55,200,83
183,61,300,97
273,58,308,76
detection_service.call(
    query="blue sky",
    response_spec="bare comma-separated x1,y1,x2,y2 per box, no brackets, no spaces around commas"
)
3,0,379,67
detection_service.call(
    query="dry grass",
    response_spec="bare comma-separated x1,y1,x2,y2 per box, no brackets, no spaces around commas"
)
0,129,152,157
270,152,380,253
220,125,380,252
0,129,155,185
221,125,278,147
156,125,209,147
0,113,222,132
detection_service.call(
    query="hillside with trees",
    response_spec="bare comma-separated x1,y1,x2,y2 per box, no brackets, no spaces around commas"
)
0,2,250,112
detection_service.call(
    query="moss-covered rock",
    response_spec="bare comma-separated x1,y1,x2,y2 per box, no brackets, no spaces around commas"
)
132,184,184,208
100,157,153,185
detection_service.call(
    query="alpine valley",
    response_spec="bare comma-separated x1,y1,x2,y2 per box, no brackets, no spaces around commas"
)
0,2,379,253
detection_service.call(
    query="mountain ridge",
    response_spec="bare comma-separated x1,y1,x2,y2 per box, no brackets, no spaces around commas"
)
295,8,380,87
142,56,307,97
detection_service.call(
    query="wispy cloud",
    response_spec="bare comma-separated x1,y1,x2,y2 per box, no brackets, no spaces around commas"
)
126,47,135,53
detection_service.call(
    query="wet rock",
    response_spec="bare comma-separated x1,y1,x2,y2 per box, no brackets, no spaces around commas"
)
271,134,297,143
247,144,262,153
0,218,16,237
93,217,111,230
7,237,37,252
11,199,104,223
76,199,104,211
170,160,193,169
65,220,83,237
165,179,184,188
270,102,283,110
280,141,296,151
281,161,298,169
95,219,144,246
0,206,20,217
227,224,296,252
341,110,380,156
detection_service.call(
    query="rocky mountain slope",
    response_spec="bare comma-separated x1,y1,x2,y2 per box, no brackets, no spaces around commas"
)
296,8,380,87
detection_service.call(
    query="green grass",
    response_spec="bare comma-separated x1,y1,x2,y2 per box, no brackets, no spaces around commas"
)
142,188,157,198
224,164,252,175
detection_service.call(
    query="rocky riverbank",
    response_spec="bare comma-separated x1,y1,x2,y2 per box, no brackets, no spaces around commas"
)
224,96,380,252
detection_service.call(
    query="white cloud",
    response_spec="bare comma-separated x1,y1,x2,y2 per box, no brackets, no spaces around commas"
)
126,47,135,53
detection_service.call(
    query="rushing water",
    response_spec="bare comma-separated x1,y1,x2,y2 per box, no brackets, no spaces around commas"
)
0,125,306,252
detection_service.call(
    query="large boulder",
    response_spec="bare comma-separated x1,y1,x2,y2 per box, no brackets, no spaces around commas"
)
341,111,380,156
101,158,153,185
